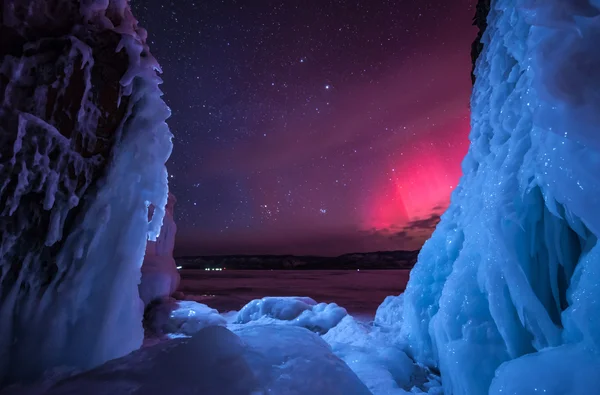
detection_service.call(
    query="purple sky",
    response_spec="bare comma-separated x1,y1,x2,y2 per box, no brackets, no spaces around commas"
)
132,0,477,256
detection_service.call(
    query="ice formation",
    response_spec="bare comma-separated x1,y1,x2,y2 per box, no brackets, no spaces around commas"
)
235,296,348,334
139,192,180,306
0,0,172,385
145,299,226,337
392,1,600,394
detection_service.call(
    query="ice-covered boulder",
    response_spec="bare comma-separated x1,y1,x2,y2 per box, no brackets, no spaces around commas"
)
144,298,226,337
139,192,180,306
386,1,600,394
234,296,347,334
0,0,172,386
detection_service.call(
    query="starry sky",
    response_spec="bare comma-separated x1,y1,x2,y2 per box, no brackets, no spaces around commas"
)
131,0,477,257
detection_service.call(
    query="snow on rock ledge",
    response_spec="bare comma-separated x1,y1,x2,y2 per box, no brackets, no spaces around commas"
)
386,1,600,394
0,0,172,386
139,192,180,307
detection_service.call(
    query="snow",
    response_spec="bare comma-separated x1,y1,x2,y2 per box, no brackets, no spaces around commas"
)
234,296,347,334
373,1,600,394
0,0,172,385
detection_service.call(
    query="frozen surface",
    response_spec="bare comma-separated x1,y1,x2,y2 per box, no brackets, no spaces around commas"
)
178,269,410,316
139,193,180,306
0,0,172,384
235,296,347,334
385,1,600,394
5,325,372,395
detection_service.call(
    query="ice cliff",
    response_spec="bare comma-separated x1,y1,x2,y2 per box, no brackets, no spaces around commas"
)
395,1,600,394
0,0,172,386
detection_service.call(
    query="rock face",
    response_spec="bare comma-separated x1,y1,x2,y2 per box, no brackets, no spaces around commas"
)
470,0,491,84
139,192,180,306
0,0,172,386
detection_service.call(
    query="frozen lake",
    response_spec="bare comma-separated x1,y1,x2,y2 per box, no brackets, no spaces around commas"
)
177,269,410,317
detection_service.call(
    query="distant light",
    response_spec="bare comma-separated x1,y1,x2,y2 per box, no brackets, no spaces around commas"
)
325,84,331,90
176,266,183,270
357,269,360,272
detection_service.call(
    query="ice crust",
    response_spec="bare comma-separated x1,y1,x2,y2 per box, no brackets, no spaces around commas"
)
387,1,600,394
0,0,172,384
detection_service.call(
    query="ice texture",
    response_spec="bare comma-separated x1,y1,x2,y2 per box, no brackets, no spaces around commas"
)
390,1,600,394
375,294,404,329
139,192,180,306
323,315,441,395
0,0,172,385
6,325,371,395
235,296,348,334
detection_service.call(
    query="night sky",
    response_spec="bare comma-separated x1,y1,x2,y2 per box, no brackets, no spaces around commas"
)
130,0,476,257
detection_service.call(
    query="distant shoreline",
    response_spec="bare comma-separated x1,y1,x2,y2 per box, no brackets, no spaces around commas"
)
175,250,419,271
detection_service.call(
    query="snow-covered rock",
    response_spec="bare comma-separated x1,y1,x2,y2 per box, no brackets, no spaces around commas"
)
139,192,180,306
144,298,226,337
0,0,172,386
380,1,600,394
235,296,347,334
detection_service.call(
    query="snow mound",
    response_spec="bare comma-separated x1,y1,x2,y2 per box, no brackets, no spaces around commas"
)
235,296,347,334
8,325,371,395
144,298,226,337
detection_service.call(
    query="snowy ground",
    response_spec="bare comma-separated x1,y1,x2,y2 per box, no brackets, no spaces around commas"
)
177,269,410,317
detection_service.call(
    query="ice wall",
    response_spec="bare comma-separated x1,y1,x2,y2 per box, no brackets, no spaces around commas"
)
139,192,180,306
396,1,600,394
0,0,172,386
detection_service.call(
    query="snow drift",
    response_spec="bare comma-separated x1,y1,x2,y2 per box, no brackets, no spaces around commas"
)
386,1,600,394
0,0,172,386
